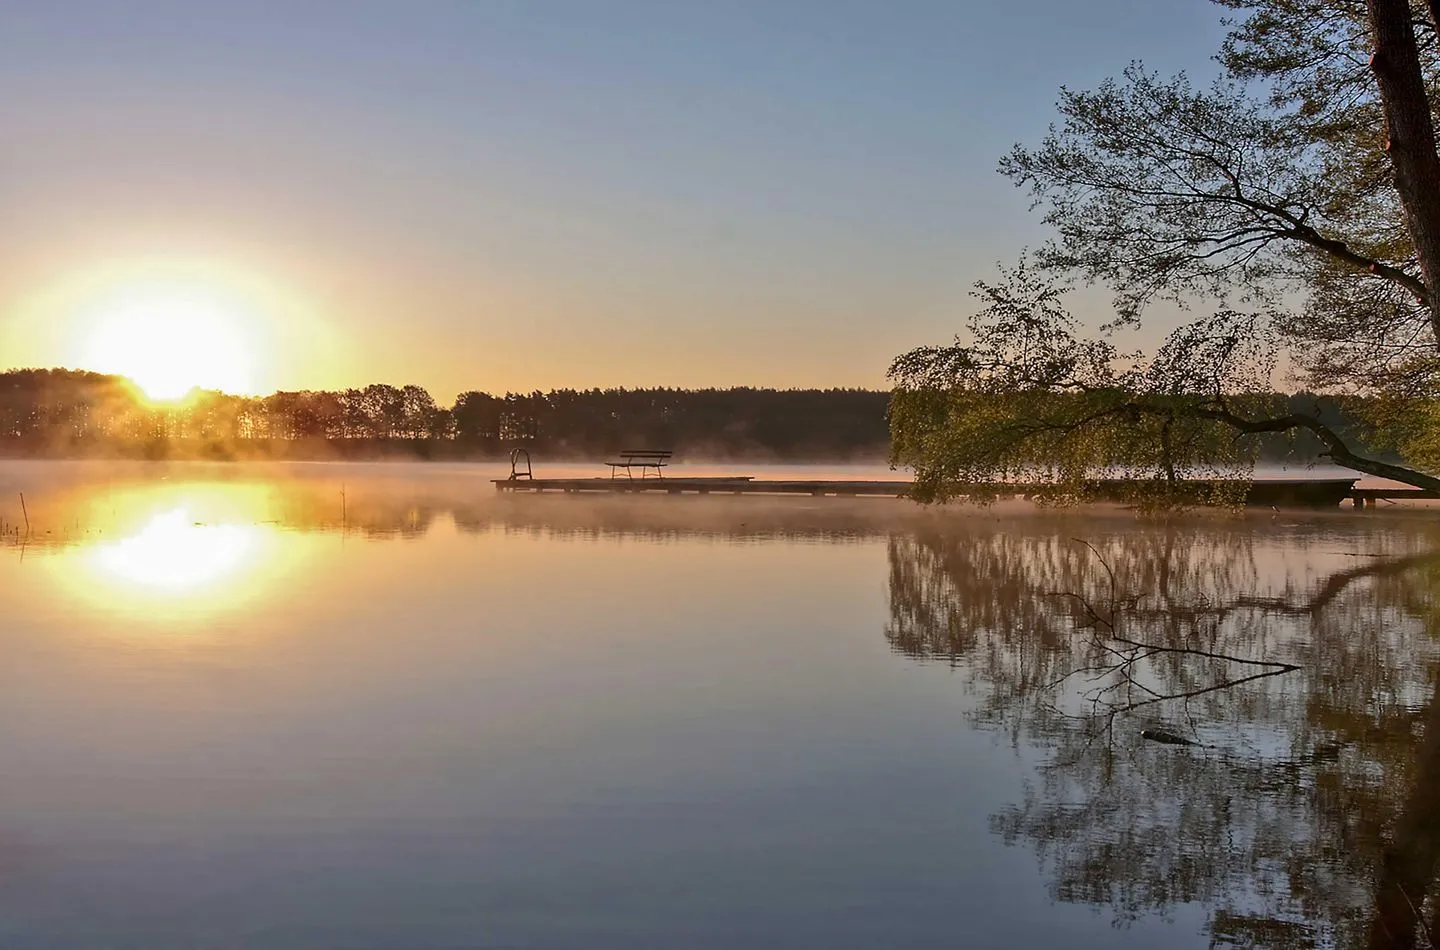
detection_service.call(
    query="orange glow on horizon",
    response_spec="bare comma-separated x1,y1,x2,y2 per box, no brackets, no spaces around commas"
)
5,257,349,399
79,290,258,401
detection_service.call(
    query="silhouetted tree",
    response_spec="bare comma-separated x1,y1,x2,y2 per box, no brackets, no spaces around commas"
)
0,370,901,460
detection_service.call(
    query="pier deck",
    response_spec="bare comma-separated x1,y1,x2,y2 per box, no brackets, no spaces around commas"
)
493,477,911,497
492,476,1405,507
1351,487,1440,506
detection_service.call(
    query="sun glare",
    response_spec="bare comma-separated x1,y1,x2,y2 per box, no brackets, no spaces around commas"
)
90,508,261,591
33,482,321,633
80,292,257,401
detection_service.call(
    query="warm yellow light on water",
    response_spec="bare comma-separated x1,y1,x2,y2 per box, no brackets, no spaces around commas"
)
38,484,313,632
90,508,261,591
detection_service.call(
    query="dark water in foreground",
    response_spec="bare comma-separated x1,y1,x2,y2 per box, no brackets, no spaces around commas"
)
1,461,1439,949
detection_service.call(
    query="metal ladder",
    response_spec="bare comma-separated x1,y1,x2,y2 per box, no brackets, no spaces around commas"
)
508,447,533,480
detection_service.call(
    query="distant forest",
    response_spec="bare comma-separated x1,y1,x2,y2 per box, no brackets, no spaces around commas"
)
0,368,892,460
0,367,1387,464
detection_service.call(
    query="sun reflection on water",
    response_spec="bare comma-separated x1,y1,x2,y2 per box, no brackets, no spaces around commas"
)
89,507,262,591
34,484,313,629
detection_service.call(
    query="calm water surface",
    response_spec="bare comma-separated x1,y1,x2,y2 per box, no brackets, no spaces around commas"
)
1,461,1438,948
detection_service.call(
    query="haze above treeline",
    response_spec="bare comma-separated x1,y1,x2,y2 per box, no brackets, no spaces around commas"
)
0,366,1388,464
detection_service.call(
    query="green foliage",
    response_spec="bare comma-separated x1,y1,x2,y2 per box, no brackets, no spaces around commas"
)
993,4,1440,397
1215,0,1440,395
1355,392,1440,471
1000,65,1317,324
889,263,1272,503
892,1,1440,498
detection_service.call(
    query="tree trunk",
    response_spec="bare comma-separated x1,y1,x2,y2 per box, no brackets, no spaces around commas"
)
1367,0,1440,344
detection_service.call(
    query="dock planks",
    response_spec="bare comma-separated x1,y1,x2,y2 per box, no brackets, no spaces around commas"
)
493,477,911,497
492,476,1393,507
1350,487,1440,506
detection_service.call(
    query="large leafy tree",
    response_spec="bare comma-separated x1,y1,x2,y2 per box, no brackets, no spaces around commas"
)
891,0,1440,498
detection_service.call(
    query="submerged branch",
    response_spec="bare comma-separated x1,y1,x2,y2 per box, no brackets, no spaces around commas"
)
1100,666,1302,717
1042,542,1305,730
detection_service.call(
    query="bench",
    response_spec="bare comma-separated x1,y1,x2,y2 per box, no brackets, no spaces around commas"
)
606,449,673,479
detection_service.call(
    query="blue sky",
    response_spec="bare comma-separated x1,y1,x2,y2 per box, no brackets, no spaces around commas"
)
0,1,1230,397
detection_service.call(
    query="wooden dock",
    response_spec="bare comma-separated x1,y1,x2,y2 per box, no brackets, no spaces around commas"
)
491,476,1413,507
493,477,912,497
1351,487,1440,506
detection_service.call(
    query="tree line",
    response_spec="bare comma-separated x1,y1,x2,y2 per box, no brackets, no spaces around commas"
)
0,366,1393,465
0,368,893,460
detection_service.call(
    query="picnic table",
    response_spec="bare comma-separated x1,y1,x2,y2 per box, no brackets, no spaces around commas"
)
606,449,672,479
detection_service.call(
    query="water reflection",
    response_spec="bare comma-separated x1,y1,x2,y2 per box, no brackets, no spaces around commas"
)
887,519,1440,948
18,482,312,629
9,464,1440,946
88,508,263,590
1,468,937,547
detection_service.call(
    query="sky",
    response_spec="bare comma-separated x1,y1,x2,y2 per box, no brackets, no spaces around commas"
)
0,1,1229,401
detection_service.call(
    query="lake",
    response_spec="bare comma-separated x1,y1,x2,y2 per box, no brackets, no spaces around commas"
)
1,460,1437,949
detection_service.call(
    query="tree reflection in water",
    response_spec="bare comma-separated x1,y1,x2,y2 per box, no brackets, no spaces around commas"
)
17,469,1440,945
886,517,1440,949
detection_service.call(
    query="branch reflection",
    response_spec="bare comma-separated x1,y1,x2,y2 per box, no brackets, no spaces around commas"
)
887,519,1440,949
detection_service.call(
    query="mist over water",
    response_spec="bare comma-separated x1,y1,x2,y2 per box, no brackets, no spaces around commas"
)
1,461,1438,948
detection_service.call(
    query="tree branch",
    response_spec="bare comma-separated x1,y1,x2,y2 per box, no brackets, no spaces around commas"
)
1193,401,1440,491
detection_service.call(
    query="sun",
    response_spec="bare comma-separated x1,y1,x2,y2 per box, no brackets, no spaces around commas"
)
80,291,257,401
